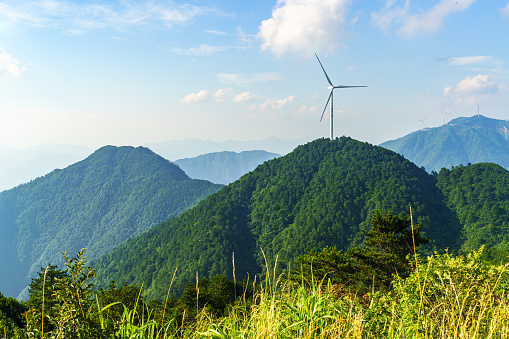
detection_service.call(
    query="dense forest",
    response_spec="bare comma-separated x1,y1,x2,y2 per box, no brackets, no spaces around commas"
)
92,137,469,300
381,115,509,172
0,146,223,299
175,150,280,184
436,163,509,254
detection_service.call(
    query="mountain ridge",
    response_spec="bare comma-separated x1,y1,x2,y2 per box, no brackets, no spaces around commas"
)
380,115,509,172
0,145,223,298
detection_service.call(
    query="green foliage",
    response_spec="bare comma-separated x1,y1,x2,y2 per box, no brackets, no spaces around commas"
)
366,248,509,337
96,281,148,326
4,246,509,338
0,292,27,331
436,163,509,252
0,145,223,298
293,211,429,293
292,246,354,287
349,210,428,290
25,264,68,333
173,275,255,323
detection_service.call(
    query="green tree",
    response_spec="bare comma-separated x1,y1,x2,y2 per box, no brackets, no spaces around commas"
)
26,263,68,333
293,211,429,293
96,281,147,327
0,292,27,331
349,210,429,290
291,246,355,287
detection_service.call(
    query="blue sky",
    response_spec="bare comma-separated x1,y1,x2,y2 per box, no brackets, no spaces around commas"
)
0,0,508,149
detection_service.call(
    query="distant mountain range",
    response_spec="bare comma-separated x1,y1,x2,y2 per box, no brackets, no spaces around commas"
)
96,137,507,300
0,146,223,299
175,150,280,185
144,136,309,160
0,144,92,192
380,115,509,173
0,137,307,192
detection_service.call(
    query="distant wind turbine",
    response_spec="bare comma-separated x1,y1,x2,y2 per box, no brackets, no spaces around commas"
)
418,117,427,131
441,109,454,125
315,54,367,140
474,99,481,118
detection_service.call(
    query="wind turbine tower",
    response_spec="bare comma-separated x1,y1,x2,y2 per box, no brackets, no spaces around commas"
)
441,109,454,125
418,118,426,131
315,54,367,140
474,100,480,118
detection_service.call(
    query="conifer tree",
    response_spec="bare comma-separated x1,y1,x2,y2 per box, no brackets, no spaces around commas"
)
349,210,429,290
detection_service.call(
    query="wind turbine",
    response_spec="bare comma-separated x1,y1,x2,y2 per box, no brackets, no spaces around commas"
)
418,117,427,131
441,109,454,125
474,99,481,118
315,54,367,140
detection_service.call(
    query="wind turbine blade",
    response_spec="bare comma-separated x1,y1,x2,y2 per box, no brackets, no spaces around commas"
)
315,54,333,87
320,90,333,122
334,85,367,88
474,99,479,106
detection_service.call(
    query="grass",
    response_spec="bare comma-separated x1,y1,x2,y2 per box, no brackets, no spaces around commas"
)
2,248,509,338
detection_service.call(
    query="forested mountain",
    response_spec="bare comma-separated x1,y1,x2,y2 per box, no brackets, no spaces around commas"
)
436,163,509,252
93,137,462,300
380,115,509,172
174,150,280,184
0,146,223,299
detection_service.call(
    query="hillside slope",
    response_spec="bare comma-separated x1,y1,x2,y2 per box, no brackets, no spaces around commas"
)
380,115,509,172
175,150,280,184
93,138,460,299
0,146,223,298
436,162,509,251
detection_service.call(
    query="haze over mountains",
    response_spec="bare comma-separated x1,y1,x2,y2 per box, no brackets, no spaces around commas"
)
381,116,509,173
0,146,223,299
0,145,92,192
0,137,302,193
175,150,280,185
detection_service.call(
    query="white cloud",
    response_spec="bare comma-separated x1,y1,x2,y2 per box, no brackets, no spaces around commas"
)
503,2,509,17
216,72,284,86
236,26,256,45
298,104,320,117
233,92,254,102
444,75,507,99
260,95,296,109
159,5,205,26
448,56,492,66
0,1,210,32
372,0,476,37
213,88,231,102
257,0,351,57
173,44,226,56
0,47,26,78
180,89,209,103
205,29,227,35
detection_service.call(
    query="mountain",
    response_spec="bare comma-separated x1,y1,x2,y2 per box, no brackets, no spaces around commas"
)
436,162,509,252
144,137,310,160
380,115,509,173
174,150,280,185
0,144,92,192
0,146,223,298
92,137,462,300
